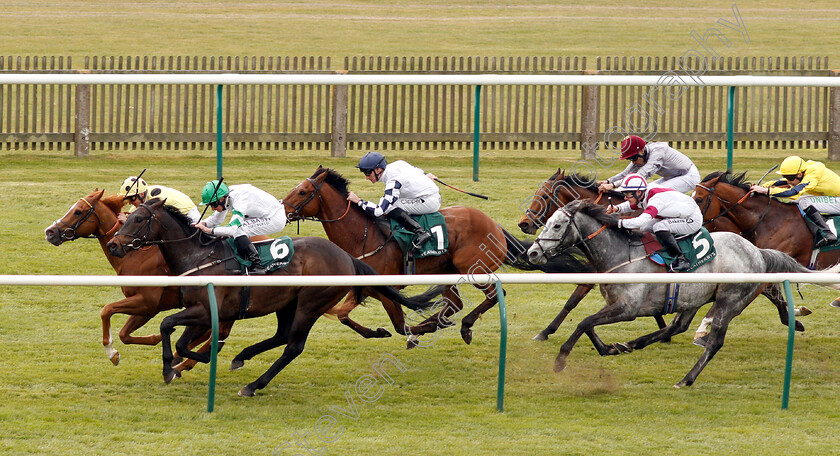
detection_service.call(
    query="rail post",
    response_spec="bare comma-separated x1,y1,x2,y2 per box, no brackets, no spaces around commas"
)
781,280,796,410
206,283,219,413
496,281,507,412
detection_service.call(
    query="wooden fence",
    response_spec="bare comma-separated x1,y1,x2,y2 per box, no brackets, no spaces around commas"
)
0,55,836,157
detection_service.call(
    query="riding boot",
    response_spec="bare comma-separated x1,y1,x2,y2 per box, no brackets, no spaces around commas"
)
387,207,432,248
654,230,691,273
804,206,837,248
234,235,266,275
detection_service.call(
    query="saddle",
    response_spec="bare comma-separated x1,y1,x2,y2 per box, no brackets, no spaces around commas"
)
642,228,716,273
383,212,449,259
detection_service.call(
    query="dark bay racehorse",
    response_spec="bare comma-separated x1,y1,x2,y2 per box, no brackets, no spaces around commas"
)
44,189,232,372
694,170,840,310
520,169,799,344
526,200,835,387
106,198,435,397
282,167,589,346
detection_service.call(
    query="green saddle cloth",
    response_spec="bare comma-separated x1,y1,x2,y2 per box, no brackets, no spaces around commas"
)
815,215,840,251
389,212,449,258
226,236,295,273
657,228,717,273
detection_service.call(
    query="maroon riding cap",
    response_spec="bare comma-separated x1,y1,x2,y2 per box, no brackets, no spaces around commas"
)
619,135,647,160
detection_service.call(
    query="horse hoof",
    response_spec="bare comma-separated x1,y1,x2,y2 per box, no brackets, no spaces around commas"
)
693,335,709,348
109,351,121,366
163,369,181,385
238,386,256,397
375,328,392,338
554,355,568,372
615,342,633,354
533,332,549,341
795,321,805,332
795,306,812,317
461,329,473,345
230,359,245,371
831,299,840,308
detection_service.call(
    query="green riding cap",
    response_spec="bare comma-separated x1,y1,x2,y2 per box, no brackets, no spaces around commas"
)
200,180,230,205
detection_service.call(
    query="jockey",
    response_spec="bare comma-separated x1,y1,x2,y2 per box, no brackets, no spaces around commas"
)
598,135,700,194
607,173,701,272
749,156,840,247
347,152,441,248
194,180,287,275
118,176,200,224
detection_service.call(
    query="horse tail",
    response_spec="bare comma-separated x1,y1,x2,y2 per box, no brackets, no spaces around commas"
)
501,228,594,273
350,258,437,311
761,248,840,291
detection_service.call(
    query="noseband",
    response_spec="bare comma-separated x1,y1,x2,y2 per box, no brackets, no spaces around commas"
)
284,177,352,223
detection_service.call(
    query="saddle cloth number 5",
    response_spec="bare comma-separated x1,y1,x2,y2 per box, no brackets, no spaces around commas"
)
691,231,711,260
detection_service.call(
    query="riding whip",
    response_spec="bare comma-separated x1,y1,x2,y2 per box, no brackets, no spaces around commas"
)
198,177,225,221
433,178,489,200
123,168,147,197
751,164,779,198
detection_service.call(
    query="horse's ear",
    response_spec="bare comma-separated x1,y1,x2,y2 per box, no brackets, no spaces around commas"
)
92,189,105,201
318,165,323,170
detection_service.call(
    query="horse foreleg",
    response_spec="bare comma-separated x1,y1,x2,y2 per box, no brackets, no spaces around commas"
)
100,295,156,365
173,324,213,364
160,306,210,384
404,285,463,348
763,283,806,332
174,321,235,373
534,284,594,341
555,302,635,373
622,310,700,352
231,307,295,371
676,314,733,388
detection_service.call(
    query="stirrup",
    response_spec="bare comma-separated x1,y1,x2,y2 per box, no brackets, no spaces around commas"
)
669,256,691,273
412,231,432,248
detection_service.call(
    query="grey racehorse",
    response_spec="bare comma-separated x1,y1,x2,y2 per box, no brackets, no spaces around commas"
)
527,200,838,388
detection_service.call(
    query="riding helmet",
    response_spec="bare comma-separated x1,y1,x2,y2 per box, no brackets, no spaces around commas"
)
119,176,148,198
200,180,230,205
619,135,647,160
777,156,806,175
356,152,387,172
617,173,648,192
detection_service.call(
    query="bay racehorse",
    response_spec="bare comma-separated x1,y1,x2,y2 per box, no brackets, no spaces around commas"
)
281,167,590,346
106,198,436,397
526,200,836,387
44,189,233,372
693,170,840,311
519,169,800,344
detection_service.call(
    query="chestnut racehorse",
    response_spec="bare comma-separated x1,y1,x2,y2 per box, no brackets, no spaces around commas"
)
281,167,589,345
44,189,233,371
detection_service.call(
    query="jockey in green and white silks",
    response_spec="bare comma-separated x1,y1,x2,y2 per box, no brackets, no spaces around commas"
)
119,176,200,224
194,181,287,275
607,173,701,272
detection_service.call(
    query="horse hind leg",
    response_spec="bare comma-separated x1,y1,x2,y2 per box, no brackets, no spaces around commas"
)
329,292,392,338
555,302,636,373
459,283,502,345
675,316,733,388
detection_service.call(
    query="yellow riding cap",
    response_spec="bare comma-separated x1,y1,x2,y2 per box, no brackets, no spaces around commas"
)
119,176,149,198
777,156,806,175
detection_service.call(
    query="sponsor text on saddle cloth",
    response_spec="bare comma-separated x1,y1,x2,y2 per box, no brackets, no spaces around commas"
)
389,212,449,258
644,228,716,272
226,236,295,273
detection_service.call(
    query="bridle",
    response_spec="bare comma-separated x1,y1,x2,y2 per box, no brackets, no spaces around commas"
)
284,177,352,223
114,202,200,250
532,207,607,260
53,197,117,241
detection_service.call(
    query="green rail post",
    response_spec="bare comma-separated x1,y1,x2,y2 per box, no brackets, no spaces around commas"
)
207,283,219,413
473,85,482,182
496,281,507,412
216,85,224,179
726,86,735,173
781,280,796,410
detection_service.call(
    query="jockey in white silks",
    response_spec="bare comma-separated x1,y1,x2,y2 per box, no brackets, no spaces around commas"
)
598,135,701,194
607,173,702,272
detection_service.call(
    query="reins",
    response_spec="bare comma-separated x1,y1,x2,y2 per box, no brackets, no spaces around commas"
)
698,181,772,238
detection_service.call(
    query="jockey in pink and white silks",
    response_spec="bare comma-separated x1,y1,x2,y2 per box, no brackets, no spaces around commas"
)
347,152,442,248
598,135,700,194
607,173,701,272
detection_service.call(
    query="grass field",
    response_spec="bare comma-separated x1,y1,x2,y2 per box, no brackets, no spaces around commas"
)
3,1,840,455
3,147,840,456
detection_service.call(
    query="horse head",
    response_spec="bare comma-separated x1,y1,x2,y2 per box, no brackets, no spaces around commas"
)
45,189,117,245
693,171,752,233
107,197,170,258
282,166,354,223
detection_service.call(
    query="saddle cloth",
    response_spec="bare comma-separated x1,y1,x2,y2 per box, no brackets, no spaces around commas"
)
388,212,448,258
224,236,295,274
643,228,716,273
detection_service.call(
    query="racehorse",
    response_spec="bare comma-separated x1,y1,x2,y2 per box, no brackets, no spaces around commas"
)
519,169,800,344
43,189,232,372
281,166,590,346
693,170,840,309
526,200,833,387
106,198,436,397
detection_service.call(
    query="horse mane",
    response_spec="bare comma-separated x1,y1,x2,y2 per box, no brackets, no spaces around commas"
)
311,167,351,198
701,170,751,190
567,200,620,225
146,198,205,239
553,170,625,200
101,194,126,215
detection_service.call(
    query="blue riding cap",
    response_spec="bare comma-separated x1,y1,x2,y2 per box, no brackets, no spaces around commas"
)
356,152,387,172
